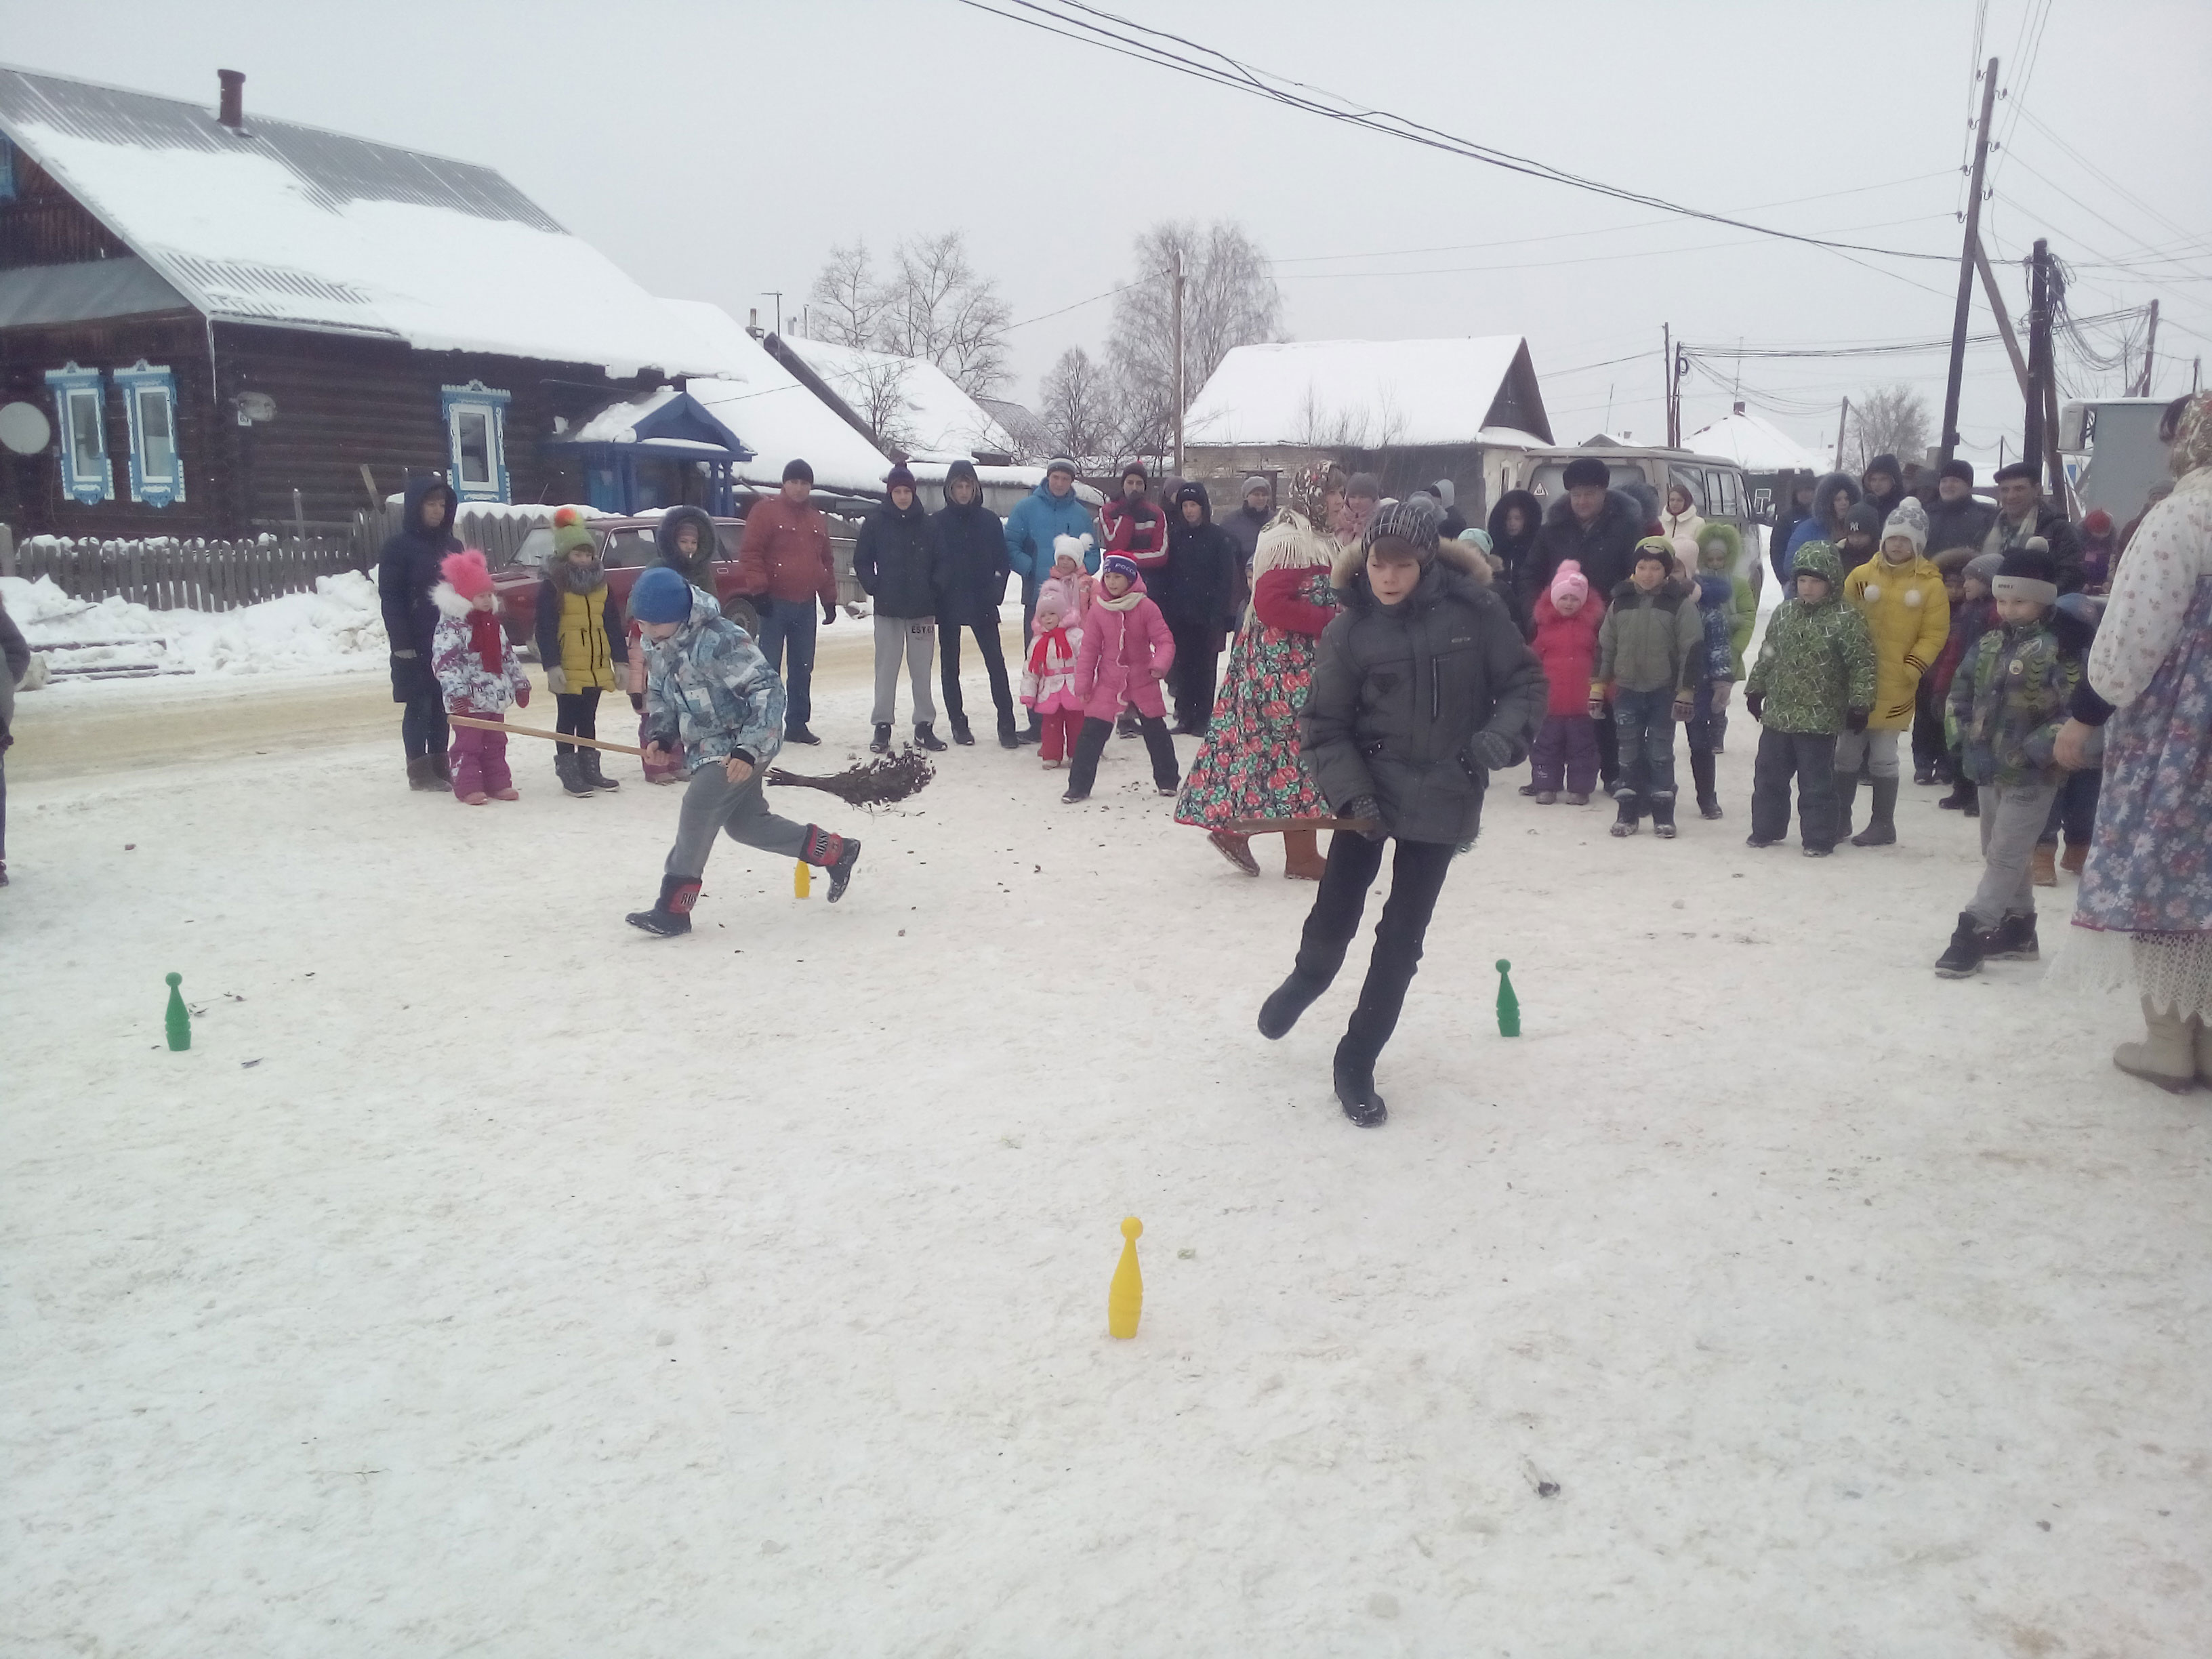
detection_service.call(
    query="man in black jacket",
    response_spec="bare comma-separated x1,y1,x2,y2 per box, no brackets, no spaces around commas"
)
929,459,1017,747
1523,456,1641,788
1257,498,1546,1127
1984,462,2085,592
1925,459,1996,558
1158,482,1241,733
853,464,947,753
378,474,462,790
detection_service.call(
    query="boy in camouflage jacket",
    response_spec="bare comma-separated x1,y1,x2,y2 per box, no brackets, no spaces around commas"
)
1934,547,2079,976
622,567,861,935
1740,541,1877,855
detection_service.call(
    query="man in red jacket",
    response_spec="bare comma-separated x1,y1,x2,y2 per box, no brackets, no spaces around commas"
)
1099,462,1167,571
735,459,838,744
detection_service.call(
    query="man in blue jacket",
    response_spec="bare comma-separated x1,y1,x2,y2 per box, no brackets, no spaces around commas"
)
1004,457,1098,642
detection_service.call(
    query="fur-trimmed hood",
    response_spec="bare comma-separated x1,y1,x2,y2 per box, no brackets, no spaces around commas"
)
1810,472,1861,536
1330,535,1493,613
431,580,478,620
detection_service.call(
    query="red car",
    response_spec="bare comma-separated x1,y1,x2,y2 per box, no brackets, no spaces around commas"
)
493,514,758,653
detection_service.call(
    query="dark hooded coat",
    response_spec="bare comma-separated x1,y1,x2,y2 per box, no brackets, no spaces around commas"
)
1486,488,1544,598
379,474,462,701
1780,472,1861,585
853,493,940,618
1302,539,1547,845
655,506,720,592
929,459,1010,628
1156,483,1241,631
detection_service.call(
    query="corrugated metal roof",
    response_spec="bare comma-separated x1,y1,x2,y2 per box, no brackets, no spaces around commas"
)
0,65,560,229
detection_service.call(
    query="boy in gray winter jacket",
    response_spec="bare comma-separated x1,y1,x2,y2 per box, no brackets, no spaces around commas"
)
623,567,861,935
1592,537,1705,838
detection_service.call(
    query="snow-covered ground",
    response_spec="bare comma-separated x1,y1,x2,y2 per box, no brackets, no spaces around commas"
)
2,570,389,682
3,657,2204,1657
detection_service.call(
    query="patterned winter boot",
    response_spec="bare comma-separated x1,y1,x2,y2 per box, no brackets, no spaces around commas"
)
579,748,621,791
626,875,700,937
1609,791,1640,838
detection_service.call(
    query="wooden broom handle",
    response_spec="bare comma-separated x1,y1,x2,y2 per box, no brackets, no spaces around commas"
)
449,715,647,757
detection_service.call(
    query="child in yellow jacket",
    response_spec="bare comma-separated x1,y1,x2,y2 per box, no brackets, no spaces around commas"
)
1838,499,1949,846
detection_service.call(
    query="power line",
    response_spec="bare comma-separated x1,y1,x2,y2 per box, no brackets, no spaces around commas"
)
949,0,1955,275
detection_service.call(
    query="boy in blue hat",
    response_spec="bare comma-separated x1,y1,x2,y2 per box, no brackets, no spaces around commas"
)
622,566,861,935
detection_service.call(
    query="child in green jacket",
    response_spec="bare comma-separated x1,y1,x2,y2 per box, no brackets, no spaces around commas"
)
1741,542,1877,856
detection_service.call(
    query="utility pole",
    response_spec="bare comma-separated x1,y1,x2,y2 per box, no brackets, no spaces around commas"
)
2137,299,2160,396
1662,323,1673,447
1170,247,1185,476
2025,239,2051,487
762,291,783,336
1835,396,1852,472
1973,237,2030,398
1940,56,1999,464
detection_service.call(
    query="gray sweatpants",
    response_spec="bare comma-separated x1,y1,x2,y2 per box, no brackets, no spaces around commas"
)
1832,727,1900,779
872,615,937,726
1969,780,2061,927
665,760,811,880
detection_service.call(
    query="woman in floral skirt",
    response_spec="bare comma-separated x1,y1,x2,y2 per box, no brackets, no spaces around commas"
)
1174,463,1351,880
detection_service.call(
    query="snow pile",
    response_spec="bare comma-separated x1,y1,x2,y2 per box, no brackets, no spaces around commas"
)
1,571,388,679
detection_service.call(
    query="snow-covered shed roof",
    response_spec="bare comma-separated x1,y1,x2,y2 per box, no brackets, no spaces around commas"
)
779,337,1019,463
0,64,706,374
654,300,895,495
1684,408,1830,474
1183,336,1553,449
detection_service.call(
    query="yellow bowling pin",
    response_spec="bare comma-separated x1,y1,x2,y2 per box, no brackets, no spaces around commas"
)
794,859,811,899
1107,1216,1143,1338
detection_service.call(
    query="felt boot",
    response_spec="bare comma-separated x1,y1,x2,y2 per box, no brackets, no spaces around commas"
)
2032,843,2057,887
1851,777,1898,846
1609,792,1640,838
2114,999,2199,1093
1332,1040,1387,1128
555,752,594,797
407,754,438,791
1208,830,1260,876
1833,774,1858,844
2060,840,2088,875
1282,827,1328,882
1258,970,1329,1040
1650,792,1678,839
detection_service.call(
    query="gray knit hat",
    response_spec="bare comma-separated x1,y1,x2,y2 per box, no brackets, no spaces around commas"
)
1360,496,1443,562
1044,456,1078,478
1242,474,1271,499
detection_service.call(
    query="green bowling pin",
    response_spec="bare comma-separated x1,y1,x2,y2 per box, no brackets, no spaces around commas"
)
1494,959,1519,1038
165,972,190,1051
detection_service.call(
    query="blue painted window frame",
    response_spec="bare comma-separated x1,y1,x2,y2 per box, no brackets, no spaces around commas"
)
45,362,114,506
441,381,511,504
0,137,16,203
113,360,186,508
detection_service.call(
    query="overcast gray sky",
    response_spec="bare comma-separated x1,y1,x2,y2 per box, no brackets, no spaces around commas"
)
12,0,2209,458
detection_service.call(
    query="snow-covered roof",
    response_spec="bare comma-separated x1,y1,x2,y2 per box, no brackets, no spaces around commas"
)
657,301,895,495
779,337,1019,462
0,64,707,374
1684,409,1830,474
1184,336,1552,448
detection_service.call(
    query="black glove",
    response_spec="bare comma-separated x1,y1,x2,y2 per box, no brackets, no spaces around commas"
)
1469,729,1515,772
821,600,837,626
1744,690,1765,720
629,691,645,713
1845,707,1870,733
1342,795,1387,840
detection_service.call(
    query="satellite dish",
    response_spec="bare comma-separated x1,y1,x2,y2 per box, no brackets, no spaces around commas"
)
237,391,277,424
0,401,52,455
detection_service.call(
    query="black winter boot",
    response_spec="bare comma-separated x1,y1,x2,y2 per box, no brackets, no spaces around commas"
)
407,754,438,791
950,716,975,747
1851,777,1899,846
1983,911,2040,961
428,750,453,785
1258,970,1330,1039
1609,792,1640,837
1938,777,1976,813
914,723,948,753
869,723,893,754
555,752,594,797
997,712,1020,750
1933,912,1986,978
626,875,699,937
1333,1040,1387,1127
579,748,620,790
1650,792,1678,839
1689,747,1722,818
1021,714,1044,745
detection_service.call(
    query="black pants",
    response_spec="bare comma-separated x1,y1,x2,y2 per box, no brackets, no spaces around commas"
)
1292,832,1457,1067
1,752,8,865
1594,712,1619,786
1166,624,1221,729
1911,682,1946,774
554,687,602,755
1067,713,1178,797
1750,729,1839,849
401,689,449,760
939,619,1013,724
2041,766,2100,846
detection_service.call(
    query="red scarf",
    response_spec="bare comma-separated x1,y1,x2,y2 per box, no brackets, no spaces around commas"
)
468,605,504,674
1028,624,1071,676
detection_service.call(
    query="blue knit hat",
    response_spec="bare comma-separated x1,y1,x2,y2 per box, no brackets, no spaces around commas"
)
630,565,693,623
1101,554,1141,582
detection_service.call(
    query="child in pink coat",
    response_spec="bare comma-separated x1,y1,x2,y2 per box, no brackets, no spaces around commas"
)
1063,554,1179,802
1022,590,1086,768
431,549,531,804
1526,560,1606,803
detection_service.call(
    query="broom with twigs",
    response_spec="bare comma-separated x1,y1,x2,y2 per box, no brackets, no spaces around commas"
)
767,747,936,809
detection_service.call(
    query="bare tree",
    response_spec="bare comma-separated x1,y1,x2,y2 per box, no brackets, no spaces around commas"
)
1107,220,1283,458
841,355,919,456
807,241,891,350
1848,384,1933,472
879,230,1012,398
1037,346,1118,463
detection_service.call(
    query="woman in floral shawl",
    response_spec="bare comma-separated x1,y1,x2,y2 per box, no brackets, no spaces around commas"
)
1174,462,1351,879
2055,391,2212,1089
